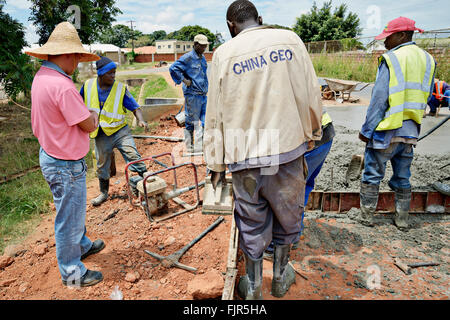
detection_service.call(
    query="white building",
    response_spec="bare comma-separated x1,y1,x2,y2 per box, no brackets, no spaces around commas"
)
155,40,211,54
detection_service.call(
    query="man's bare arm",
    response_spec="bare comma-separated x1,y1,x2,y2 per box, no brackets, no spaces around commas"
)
77,111,98,133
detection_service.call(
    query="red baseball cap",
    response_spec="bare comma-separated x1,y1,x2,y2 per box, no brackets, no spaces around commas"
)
375,17,424,40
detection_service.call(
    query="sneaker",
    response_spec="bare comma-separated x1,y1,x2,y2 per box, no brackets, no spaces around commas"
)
62,269,103,287
81,239,105,260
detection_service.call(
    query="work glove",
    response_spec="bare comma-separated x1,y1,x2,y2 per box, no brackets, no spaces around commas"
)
210,171,226,190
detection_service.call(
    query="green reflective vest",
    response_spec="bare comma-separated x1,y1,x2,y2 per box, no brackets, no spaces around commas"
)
84,79,127,139
375,44,435,131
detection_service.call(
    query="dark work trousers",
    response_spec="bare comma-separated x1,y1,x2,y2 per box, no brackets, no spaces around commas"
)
232,155,307,260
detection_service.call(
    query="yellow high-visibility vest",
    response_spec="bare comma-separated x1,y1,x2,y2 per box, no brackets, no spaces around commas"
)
322,111,332,127
375,44,435,131
84,79,127,139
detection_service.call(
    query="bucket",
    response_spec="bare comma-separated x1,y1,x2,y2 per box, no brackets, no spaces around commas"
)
174,111,185,127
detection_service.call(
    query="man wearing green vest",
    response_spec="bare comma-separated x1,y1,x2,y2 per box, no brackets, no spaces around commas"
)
358,17,436,231
80,56,148,206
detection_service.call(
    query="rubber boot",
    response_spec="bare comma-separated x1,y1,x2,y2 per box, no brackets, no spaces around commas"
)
271,244,296,298
193,126,204,153
91,179,109,207
393,188,411,231
359,183,379,227
184,129,194,153
237,254,263,300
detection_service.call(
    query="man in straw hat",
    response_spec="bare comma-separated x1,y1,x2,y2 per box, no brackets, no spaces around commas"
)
27,22,105,287
80,56,148,207
358,17,436,231
169,34,209,154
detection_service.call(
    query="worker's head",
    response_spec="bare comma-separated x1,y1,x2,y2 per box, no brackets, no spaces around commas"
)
193,34,209,55
384,31,414,51
375,17,424,50
48,53,81,76
96,56,117,86
226,0,263,38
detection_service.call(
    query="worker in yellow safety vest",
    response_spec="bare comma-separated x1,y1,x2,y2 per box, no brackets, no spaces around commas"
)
80,56,149,206
358,17,436,231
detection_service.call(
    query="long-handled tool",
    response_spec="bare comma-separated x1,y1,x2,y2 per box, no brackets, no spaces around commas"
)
418,115,450,141
144,216,225,273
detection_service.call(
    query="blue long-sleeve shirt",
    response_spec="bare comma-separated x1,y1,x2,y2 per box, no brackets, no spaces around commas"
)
79,81,140,112
360,42,436,149
169,50,208,96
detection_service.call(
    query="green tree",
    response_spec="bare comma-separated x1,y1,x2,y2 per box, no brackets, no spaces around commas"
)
267,24,292,31
0,0,34,100
99,24,142,48
149,30,167,45
293,1,362,42
167,25,216,50
29,0,122,45
0,0,28,80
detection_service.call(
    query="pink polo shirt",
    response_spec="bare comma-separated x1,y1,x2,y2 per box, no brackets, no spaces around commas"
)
31,66,91,160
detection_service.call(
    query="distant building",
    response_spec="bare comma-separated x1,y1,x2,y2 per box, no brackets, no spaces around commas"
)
83,44,127,64
366,40,386,53
155,40,211,54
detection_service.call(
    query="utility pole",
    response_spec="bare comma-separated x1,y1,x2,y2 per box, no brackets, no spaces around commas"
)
127,20,136,52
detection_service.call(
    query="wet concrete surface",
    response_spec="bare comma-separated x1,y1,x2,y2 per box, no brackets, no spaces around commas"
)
326,105,450,156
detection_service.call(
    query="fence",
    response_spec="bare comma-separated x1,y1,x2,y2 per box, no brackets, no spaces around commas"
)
305,28,450,54
307,28,450,82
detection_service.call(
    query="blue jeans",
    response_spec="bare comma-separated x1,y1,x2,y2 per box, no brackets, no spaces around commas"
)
39,148,92,281
95,125,146,180
184,94,207,131
362,142,414,190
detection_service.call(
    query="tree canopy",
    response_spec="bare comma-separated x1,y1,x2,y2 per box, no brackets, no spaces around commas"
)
293,1,362,42
0,0,34,99
167,25,216,50
29,0,122,45
99,24,142,48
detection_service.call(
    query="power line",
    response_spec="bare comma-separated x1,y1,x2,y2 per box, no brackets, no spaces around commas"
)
127,20,136,51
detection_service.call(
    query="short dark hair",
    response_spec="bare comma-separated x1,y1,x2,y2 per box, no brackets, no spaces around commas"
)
227,0,259,24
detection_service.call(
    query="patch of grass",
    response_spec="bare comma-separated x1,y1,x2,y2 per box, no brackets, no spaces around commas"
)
311,52,450,84
0,171,53,254
140,74,179,100
117,62,156,72
311,53,378,83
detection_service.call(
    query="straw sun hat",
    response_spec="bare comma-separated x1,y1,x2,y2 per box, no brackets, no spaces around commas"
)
25,22,100,62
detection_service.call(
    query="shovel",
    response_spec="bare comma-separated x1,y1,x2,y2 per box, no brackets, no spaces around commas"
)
345,154,365,186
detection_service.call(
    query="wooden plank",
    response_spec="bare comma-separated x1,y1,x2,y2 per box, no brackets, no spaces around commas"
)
222,269,238,300
222,216,239,300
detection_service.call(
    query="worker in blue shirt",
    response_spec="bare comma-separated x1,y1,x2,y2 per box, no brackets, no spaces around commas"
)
358,17,436,231
80,56,148,206
169,34,209,153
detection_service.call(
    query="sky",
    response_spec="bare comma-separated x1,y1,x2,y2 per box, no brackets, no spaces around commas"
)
3,0,448,45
